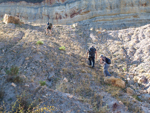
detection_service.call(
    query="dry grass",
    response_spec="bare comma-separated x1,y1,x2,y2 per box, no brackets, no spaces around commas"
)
0,93,56,113
105,85,122,97
89,93,110,112
75,86,93,97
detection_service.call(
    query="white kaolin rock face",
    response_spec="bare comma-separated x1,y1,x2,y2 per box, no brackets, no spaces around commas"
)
0,0,150,29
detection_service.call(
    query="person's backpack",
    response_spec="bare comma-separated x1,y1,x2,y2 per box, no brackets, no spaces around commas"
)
49,23,52,27
105,57,111,64
89,47,96,57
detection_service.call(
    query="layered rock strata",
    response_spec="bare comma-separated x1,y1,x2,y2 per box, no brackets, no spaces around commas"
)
0,0,150,29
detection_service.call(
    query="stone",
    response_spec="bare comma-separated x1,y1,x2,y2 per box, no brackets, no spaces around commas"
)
90,28,93,31
3,14,24,25
67,95,73,99
25,84,29,87
25,57,29,60
119,101,124,105
133,76,140,83
63,77,68,82
11,83,17,87
21,75,26,79
72,23,78,28
104,77,125,88
126,87,134,95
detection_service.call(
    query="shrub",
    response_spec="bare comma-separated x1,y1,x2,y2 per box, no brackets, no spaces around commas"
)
36,41,44,45
2,94,57,112
59,46,65,50
5,66,23,83
39,81,46,86
11,94,38,113
5,66,19,76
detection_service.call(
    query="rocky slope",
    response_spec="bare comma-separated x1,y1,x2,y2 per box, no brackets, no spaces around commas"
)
0,0,150,29
0,20,150,112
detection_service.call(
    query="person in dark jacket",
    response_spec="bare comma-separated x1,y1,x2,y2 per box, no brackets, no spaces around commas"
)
46,22,53,35
100,54,111,76
86,46,97,68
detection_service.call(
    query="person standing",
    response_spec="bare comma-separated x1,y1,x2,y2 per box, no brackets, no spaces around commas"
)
46,22,53,35
100,54,111,76
86,46,97,68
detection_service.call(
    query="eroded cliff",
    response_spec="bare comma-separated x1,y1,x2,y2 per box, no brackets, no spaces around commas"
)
0,0,150,29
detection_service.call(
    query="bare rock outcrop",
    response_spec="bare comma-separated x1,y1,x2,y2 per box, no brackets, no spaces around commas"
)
104,77,125,88
0,0,150,29
3,14,24,25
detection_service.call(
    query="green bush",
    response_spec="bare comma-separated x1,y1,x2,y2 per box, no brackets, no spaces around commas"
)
5,66,19,76
39,81,46,86
36,41,44,45
59,46,65,50
5,66,23,83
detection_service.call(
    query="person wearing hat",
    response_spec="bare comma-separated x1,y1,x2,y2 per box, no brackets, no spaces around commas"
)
100,54,111,76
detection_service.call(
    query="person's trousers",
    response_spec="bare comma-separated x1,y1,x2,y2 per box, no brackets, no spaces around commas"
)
88,56,95,67
103,63,111,76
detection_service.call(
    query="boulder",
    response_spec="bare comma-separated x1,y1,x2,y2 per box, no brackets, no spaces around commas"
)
126,87,134,95
3,14,24,25
133,76,140,82
104,77,125,88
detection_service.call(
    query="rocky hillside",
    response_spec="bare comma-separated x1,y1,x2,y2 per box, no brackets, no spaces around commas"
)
0,20,150,112
0,0,150,29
